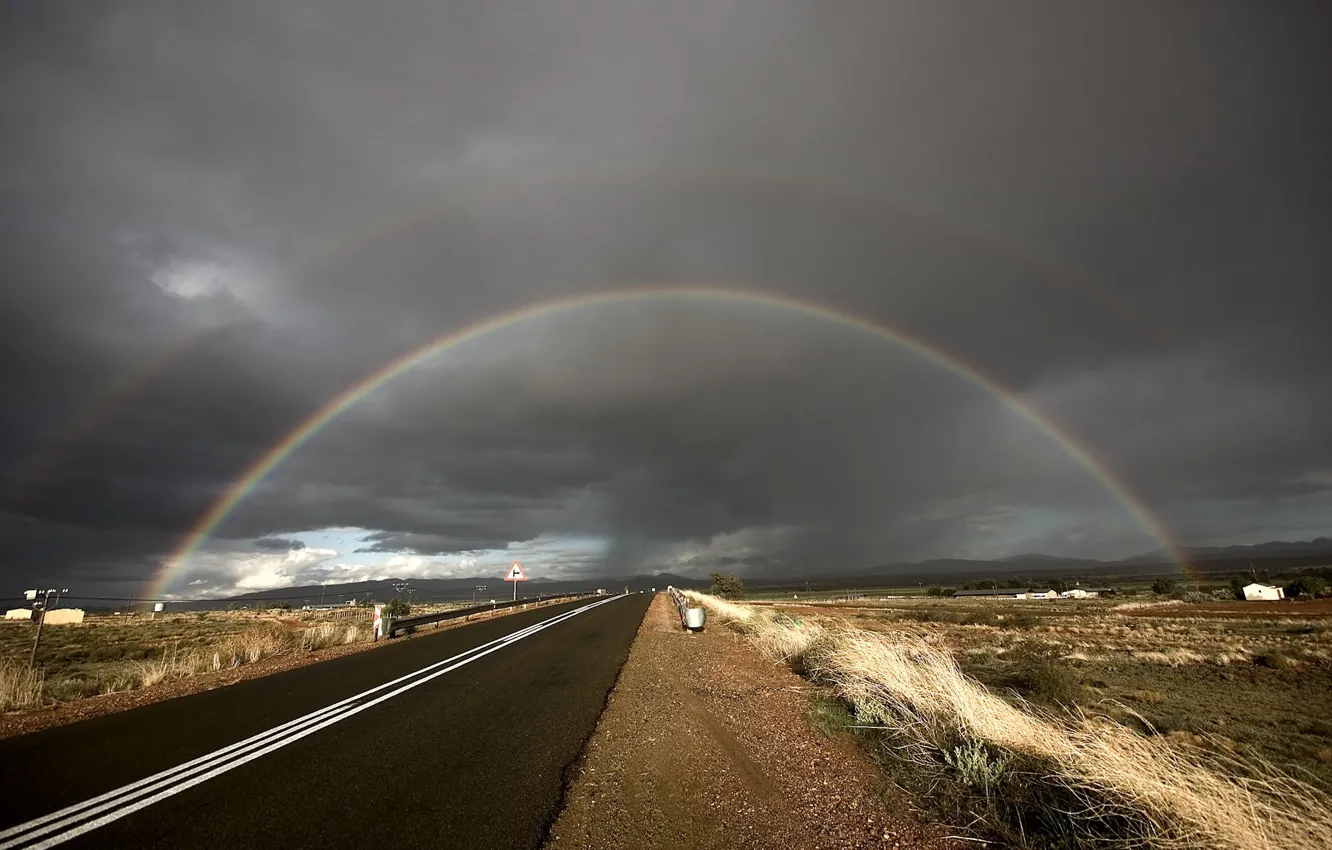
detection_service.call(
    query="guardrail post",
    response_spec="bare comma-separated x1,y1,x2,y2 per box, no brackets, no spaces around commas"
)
685,607,706,631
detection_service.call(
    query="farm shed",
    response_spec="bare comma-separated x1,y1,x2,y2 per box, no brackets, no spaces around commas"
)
1242,583,1284,601
1024,590,1059,600
5,608,33,621
951,589,1026,598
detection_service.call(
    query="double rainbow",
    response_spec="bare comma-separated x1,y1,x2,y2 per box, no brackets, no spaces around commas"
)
144,286,1181,598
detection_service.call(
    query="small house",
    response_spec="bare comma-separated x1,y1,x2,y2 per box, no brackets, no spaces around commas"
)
1242,583,1284,601
4,608,33,621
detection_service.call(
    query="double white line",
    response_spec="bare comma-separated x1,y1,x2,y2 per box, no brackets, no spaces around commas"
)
0,594,625,849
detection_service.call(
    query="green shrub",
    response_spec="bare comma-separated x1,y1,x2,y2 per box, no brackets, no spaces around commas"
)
383,598,411,618
709,572,745,599
1286,576,1327,598
807,691,855,737
943,740,1009,795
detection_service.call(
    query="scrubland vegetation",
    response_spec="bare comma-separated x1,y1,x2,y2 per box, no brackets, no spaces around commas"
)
688,590,1332,850
0,609,375,711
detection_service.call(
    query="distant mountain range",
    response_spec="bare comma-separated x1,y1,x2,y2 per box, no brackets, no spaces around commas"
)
1121,537,1332,564
833,538,1332,587
144,538,1332,609
179,572,704,610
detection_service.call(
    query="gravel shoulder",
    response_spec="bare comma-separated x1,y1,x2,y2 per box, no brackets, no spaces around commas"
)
546,594,953,849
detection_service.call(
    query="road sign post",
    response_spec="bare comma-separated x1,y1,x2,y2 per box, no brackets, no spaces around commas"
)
503,561,527,601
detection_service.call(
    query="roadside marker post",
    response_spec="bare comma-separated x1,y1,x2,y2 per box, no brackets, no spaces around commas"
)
503,561,527,602
372,604,385,641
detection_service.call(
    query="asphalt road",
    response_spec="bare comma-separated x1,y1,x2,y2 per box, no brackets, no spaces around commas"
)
0,592,652,849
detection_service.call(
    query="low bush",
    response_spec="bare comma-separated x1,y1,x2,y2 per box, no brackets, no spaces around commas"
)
959,610,1000,627
807,690,856,738
943,739,1009,795
1005,647,1083,707
1256,651,1294,670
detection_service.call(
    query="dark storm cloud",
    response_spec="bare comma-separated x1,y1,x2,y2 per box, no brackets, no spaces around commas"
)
1,1,1329,593
253,538,307,552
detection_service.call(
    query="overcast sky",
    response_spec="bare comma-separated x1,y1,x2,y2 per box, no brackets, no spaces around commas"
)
2,1,1329,599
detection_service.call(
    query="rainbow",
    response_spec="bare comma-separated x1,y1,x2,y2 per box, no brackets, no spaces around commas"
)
145,286,1183,598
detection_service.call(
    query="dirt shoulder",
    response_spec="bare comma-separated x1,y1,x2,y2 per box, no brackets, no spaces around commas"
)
0,598,575,740
546,594,952,849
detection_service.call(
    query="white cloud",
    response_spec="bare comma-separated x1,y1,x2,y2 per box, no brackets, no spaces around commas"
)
150,258,231,299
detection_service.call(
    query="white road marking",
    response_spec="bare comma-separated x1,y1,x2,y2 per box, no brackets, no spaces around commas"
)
0,594,625,849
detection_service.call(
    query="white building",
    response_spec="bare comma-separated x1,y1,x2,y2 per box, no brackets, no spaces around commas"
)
5,608,33,621
1242,583,1284,601
1025,590,1059,600
42,608,86,625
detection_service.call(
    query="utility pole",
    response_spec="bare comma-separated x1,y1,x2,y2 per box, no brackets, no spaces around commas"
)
25,588,68,668
392,581,413,608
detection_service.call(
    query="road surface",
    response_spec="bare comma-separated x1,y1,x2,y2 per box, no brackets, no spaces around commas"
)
0,593,652,849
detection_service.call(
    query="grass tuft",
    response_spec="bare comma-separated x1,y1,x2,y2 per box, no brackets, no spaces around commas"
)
0,658,45,710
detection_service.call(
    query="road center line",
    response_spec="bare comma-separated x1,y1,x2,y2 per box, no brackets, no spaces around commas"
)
0,595,625,850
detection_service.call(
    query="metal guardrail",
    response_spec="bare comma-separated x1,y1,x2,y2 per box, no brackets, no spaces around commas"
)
667,586,689,627
666,586,705,632
381,592,597,638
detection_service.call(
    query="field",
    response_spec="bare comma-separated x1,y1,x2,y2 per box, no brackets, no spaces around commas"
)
689,590,1332,850
800,595,1332,785
0,607,388,710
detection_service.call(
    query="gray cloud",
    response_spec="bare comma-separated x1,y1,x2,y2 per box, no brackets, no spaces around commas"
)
252,538,307,552
1,1,1329,596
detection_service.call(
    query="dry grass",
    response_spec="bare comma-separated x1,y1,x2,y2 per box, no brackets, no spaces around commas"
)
0,658,45,710
15,621,375,698
687,591,1332,850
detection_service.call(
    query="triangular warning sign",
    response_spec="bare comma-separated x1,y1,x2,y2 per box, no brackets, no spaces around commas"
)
504,561,527,581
